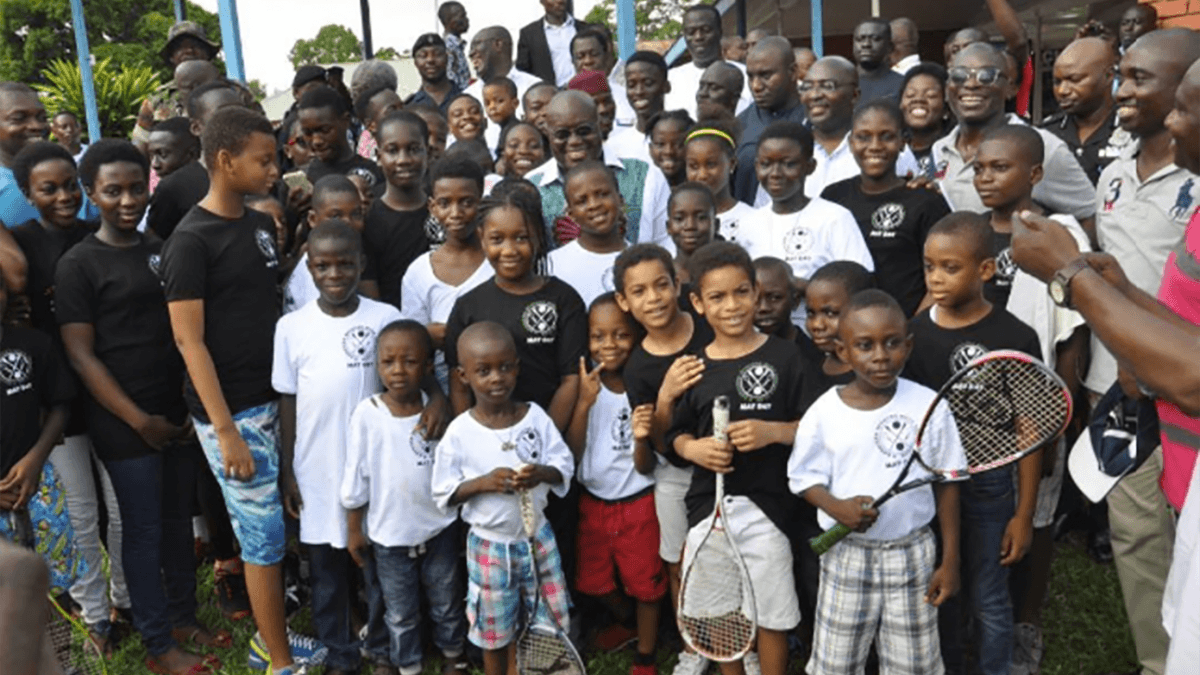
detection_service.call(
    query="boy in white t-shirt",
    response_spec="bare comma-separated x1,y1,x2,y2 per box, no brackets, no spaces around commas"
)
547,161,628,306
282,175,367,314
565,293,664,674
341,320,467,675
431,321,576,675
788,290,966,675
272,221,402,672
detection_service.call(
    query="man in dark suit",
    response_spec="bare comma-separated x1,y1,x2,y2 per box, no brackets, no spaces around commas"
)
517,0,597,87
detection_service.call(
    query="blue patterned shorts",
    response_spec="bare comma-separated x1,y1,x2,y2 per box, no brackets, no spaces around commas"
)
195,401,286,566
0,462,87,595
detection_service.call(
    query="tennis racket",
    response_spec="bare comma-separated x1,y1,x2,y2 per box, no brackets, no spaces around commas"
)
810,349,1072,555
46,592,108,675
677,395,757,662
515,466,586,675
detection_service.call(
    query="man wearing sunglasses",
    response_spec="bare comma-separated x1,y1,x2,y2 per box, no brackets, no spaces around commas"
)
524,90,672,249
931,43,1095,237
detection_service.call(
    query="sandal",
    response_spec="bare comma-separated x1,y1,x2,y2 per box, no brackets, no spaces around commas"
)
145,655,219,675
213,566,252,621
85,621,114,659
173,625,233,650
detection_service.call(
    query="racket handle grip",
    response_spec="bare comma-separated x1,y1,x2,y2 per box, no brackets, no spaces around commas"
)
809,523,852,555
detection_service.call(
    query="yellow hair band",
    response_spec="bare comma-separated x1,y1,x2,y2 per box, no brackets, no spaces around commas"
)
685,128,735,148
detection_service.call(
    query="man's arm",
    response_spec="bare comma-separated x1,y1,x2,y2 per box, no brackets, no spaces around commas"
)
984,0,1030,67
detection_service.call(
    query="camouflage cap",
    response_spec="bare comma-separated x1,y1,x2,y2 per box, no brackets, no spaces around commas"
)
161,21,220,62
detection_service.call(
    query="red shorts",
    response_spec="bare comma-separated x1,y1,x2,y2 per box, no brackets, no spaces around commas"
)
576,490,667,602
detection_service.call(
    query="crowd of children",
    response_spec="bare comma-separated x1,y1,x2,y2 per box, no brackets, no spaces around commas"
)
2,3,1197,675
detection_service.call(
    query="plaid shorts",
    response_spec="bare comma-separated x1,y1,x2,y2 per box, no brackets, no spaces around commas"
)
194,401,286,567
465,522,570,650
807,527,943,675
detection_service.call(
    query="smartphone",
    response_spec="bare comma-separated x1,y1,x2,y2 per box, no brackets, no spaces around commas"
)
282,170,312,195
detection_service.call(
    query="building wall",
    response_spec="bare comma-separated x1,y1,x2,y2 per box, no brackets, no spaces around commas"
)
1143,0,1200,30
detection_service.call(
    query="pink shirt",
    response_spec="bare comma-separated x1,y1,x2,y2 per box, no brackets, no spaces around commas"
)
1155,207,1200,510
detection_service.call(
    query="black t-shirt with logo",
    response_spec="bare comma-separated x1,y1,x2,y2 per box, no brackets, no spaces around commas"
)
55,234,186,460
821,177,951,316
161,206,281,422
0,326,74,474
305,153,385,189
11,219,93,337
624,318,715,408
982,225,1017,308
362,199,430,309
904,305,1042,391
444,277,588,409
666,335,806,536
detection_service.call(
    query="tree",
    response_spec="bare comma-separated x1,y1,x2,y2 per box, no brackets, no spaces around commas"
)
0,1,220,85
246,79,268,102
33,58,161,139
289,24,363,69
584,0,688,42
374,47,400,61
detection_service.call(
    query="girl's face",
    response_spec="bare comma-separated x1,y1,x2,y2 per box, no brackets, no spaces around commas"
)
376,120,428,190
502,124,547,177
565,168,623,241
588,302,636,373
666,189,715,255
89,161,148,233
649,119,688,183
27,158,81,228
685,137,734,198
849,108,904,180
901,74,947,133
285,120,313,168
447,97,485,142
480,205,535,282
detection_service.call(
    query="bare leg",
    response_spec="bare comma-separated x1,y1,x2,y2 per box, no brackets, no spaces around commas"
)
756,629,788,675
483,646,507,675
1015,527,1054,625
244,562,292,668
636,600,660,656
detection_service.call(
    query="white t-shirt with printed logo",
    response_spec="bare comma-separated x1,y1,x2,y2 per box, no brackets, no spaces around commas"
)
738,197,874,281
578,384,656,501
399,251,494,385
717,200,757,246
271,297,402,547
788,378,968,541
546,240,622,308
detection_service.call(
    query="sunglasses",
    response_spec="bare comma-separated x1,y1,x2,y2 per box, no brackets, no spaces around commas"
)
948,66,1006,86
550,124,598,142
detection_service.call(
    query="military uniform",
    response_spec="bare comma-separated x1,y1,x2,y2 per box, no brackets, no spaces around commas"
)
1040,107,1134,187
132,83,187,145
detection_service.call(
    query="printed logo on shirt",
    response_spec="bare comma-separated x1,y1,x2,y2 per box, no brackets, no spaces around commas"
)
934,159,948,180
870,203,905,236
147,253,163,279
0,349,33,394
342,326,377,365
782,226,812,262
255,229,279,269
874,413,916,467
950,341,989,373
1103,178,1122,212
1170,178,1195,220
601,266,616,293
514,426,545,464
521,301,558,342
994,247,1016,287
611,405,633,450
410,429,434,467
735,362,778,404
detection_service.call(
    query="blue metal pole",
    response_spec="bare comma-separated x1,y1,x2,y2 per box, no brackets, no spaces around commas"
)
217,0,246,81
174,0,186,22
68,0,101,142
615,0,635,61
811,0,824,57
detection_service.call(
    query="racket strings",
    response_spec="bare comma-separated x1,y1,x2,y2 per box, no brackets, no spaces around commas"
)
46,600,106,675
679,529,755,659
517,628,586,675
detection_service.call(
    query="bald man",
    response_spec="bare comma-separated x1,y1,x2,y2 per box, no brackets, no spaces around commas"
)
466,26,541,116
1120,4,1157,52
853,19,905,106
733,37,808,202
793,47,816,81
944,27,986,64
1041,37,1127,184
890,18,920,74
696,61,745,118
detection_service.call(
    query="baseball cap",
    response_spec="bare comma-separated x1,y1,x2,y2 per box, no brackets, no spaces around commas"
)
1069,382,1160,502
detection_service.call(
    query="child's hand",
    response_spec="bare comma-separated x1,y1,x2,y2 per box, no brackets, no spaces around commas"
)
660,355,705,403
0,453,44,509
217,428,256,481
279,470,303,519
926,562,959,606
347,528,370,568
0,488,17,510
681,438,734,473
481,467,519,494
512,464,556,491
726,420,786,452
418,396,451,440
632,404,654,442
135,414,187,452
578,357,601,408
828,496,878,532
1000,514,1034,566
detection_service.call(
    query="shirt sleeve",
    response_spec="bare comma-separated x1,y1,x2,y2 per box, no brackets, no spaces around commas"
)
399,262,431,325
160,230,207,302
430,424,466,511
270,315,299,395
924,399,969,478
832,210,875,272
897,146,922,178
788,401,832,496
340,401,372,510
443,296,467,369
1042,142,1097,220
537,407,576,497
638,164,673,248
52,254,95,326
555,284,588,377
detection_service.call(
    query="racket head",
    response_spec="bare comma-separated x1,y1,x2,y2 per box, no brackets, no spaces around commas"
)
516,623,587,675
938,349,1072,474
47,593,108,675
677,511,757,661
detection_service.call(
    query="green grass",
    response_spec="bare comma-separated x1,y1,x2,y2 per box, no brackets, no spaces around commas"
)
99,535,1137,675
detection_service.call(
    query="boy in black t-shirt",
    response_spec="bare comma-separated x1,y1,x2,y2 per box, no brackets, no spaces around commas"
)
904,213,1042,675
161,106,322,674
298,85,385,187
751,256,822,362
667,242,804,675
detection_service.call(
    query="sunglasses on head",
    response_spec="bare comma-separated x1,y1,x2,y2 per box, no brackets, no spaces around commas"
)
948,66,1006,86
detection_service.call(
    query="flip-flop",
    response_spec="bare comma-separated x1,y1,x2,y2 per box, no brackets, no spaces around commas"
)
144,656,218,675
173,625,233,650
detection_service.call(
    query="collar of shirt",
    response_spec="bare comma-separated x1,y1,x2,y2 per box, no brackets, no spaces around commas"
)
1111,140,1187,186
814,132,851,162
530,146,626,187
543,15,575,32
935,113,1026,161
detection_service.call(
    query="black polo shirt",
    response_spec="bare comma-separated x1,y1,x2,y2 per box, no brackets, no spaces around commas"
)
1040,108,1133,187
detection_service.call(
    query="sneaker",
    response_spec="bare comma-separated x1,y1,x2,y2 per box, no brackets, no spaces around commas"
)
1013,623,1044,675
214,567,252,621
672,651,708,675
593,623,638,653
742,652,761,675
246,630,329,670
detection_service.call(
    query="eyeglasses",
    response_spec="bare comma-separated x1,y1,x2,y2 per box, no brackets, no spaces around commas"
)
551,124,597,142
947,66,1006,86
799,80,851,93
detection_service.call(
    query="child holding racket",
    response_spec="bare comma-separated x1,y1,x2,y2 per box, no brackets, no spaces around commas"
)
667,242,805,675
431,321,576,675
789,289,966,675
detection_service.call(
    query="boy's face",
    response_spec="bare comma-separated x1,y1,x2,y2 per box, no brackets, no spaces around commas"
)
377,330,430,400
249,198,288,252
376,121,427,190
588,303,636,372
805,278,850,353
0,91,48,159
442,5,469,34
223,131,280,196
649,120,687,181
667,190,715,255
924,232,995,309
26,159,82,228
299,105,350,163
366,90,403,133
849,108,904,180
458,339,520,406
972,139,1041,210
89,161,149,233
755,137,812,203
615,259,680,331
523,87,555,135
835,305,913,391
447,98,485,141
309,190,366,232
413,112,448,161
483,86,519,125
147,131,195,178
307,236,363,306
625,62,669,119
51,114,79,145
754,265,797,337
566,169,622,239
430,177,482,241
285,121,314,168
692,264,758,339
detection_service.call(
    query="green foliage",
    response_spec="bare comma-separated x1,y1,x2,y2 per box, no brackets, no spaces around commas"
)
32,58,162,139
584,0,687,42
0,1,220,85
289,24,364,69
375,46,401,61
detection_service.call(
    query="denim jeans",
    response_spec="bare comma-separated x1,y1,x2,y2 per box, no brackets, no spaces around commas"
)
104,446,198,656
307,544,362,670
373,525,466,673
962,468,1015,675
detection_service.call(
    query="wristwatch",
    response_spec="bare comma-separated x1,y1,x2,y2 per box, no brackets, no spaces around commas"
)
1048,257,1090,308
